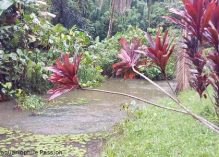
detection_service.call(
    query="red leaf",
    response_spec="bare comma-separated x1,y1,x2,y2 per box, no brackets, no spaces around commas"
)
204,27,219,52
168,0,217,43
202,1,216,29
162,30,168,46
207,52,219,74
113,37,146,79
142,30,174,75
47,53,81,100
119,37,129,51
190,74,209,98
210,5,219,31
145,32,155,48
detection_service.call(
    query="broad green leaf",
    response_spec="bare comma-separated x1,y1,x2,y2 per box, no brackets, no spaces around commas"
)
9,53,17,60
1,82,12,89
16,49,23,56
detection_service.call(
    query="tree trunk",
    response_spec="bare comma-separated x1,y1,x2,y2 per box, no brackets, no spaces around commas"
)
107,0,115,38
147,0,152,28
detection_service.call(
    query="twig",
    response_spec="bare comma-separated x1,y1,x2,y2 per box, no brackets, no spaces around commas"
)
132,66,180,103
164,74,178,96
164,75,182,104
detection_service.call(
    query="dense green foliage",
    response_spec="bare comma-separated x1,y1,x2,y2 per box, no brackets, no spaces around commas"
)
18,95,45,111
102,90,219,156
0,15,96,93
86,26,176,79
0,1,104,98
51,0,182,40
0,0,180,100
87,26,146,76
0,0,178,100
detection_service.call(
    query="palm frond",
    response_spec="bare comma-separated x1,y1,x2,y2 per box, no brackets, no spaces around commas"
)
175,46,191,93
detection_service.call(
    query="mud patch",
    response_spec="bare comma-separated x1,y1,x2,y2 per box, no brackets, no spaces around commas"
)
85,139,105,157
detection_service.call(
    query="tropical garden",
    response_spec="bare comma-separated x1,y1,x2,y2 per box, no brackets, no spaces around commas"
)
0,0,219,156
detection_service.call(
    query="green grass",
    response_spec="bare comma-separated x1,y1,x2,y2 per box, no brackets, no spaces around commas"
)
102,90,219,157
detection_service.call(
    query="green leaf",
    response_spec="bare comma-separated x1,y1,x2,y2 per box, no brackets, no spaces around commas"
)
9,53,17,60
27,60,35,79
28,34,37,42
1,82,12,89
16,49,23,56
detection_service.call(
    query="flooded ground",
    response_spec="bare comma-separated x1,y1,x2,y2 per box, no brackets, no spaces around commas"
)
0,79,174,135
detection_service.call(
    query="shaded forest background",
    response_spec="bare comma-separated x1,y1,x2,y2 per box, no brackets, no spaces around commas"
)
50,0,180,39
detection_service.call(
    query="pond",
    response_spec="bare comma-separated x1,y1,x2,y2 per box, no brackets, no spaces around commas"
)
0,79,174,135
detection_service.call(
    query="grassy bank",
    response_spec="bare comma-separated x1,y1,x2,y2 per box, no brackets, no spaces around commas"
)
102,90,219,157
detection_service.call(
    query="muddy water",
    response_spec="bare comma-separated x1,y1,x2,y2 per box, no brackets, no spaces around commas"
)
0,79,174,134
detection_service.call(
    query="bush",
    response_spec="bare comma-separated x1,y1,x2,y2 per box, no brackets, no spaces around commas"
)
0,2,103,96
139,54,175,80
18,95,45,111
78,51,105,87
87,26,146,76
87,26,176,80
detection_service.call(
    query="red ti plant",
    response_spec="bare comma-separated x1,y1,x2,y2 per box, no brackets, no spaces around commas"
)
142,30,175,76
112,37,147,79
204,2,219,50
167,0,216,43
210,3,219,31
203,2,219,114
187,48,209,97
183,35,210,98
207,52,219,115
47,53,81,100
169,0,219,117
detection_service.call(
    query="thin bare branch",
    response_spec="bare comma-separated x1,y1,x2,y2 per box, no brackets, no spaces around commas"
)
132,66,179,103
82,88,187,114
132,66,219,134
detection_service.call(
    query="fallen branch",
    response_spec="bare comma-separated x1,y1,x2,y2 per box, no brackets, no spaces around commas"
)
82,88,187,114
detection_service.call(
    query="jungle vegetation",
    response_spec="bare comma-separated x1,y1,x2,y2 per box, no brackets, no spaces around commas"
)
1,0,219,156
